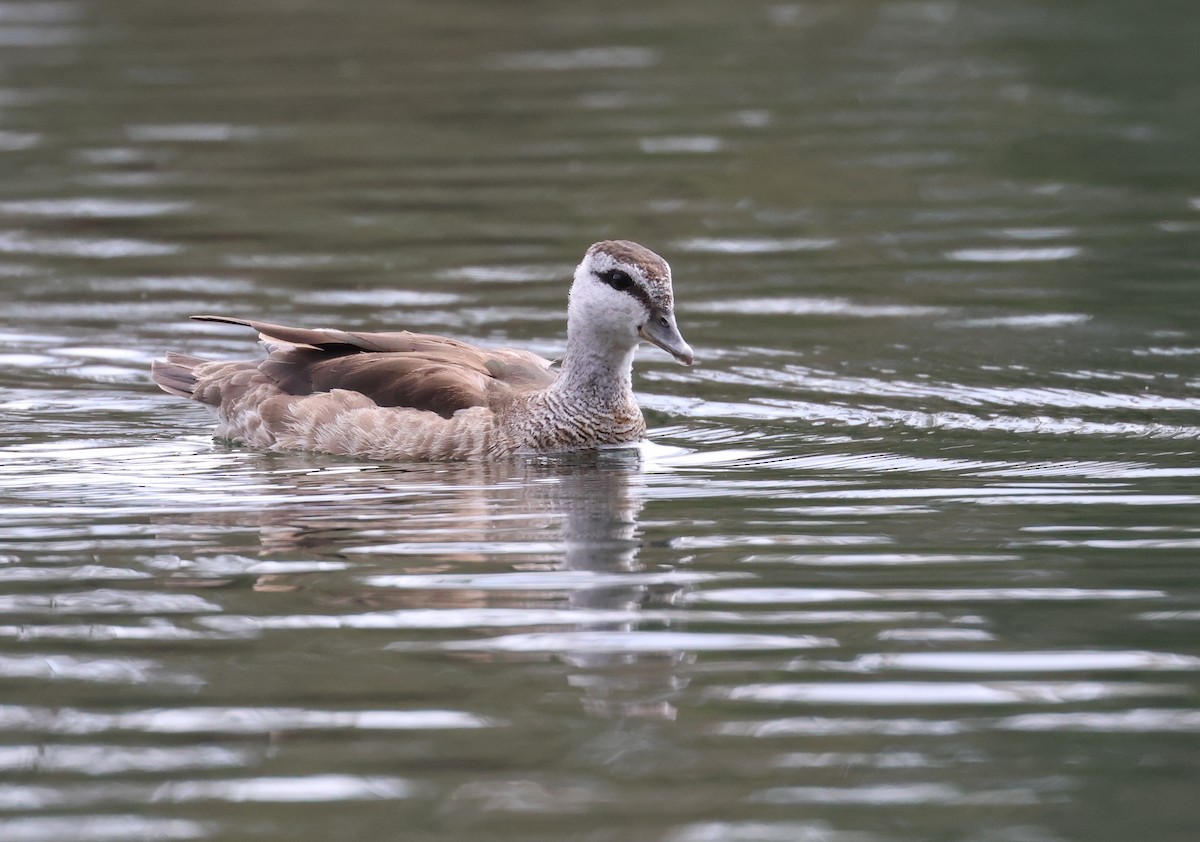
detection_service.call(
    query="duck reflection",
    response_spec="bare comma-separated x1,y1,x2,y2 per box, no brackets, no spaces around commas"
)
250,448,644,570
195,447,687,720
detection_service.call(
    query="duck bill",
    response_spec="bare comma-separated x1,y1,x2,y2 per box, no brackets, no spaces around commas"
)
638,309,695,366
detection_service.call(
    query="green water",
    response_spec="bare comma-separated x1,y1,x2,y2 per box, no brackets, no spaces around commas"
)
2,2,1199,840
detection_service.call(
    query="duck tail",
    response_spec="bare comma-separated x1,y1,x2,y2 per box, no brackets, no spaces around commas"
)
151,352,208,399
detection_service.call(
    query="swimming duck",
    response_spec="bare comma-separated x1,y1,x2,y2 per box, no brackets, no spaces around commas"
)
151,240,693,461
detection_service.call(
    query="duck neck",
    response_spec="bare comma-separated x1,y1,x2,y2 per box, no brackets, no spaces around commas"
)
552,326,639,411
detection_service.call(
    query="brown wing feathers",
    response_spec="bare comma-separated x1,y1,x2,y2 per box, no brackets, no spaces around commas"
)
189,315,556,417
262,353,492,417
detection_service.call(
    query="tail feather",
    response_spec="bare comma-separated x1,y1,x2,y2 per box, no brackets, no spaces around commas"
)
151,352,207,399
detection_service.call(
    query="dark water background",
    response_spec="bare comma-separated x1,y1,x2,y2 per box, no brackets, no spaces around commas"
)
2,1,1199,840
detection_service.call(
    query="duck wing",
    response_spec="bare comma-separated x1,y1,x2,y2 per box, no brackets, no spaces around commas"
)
192,315,556,418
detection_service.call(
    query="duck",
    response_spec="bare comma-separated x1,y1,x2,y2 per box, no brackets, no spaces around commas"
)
150,240,694,461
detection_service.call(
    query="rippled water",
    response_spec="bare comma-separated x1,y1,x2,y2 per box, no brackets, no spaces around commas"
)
2,1,1199,840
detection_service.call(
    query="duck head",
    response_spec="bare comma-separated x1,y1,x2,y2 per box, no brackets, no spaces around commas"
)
568,239,694,366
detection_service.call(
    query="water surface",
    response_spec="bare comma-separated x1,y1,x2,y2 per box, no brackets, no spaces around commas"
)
2,2,1199,841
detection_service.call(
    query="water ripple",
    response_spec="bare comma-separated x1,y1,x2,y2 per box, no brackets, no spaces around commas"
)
747,782,1026,806
1,4,1198,840
0,705,495,735
420,630,836,653
0,198,191,218
0,591,220,615
298,288,464,307
0,565,151,583
669,821,879,842
960,313,1091,328
492,46,659,71
845,651,1200,673
753,368,1200,413
717,717,967,737
692,297,945,317
998,709,1200,733
363,570,746,589
0,231,178,258
437,264,565,283
156,774,413,803
640,136,725,154
0,816,210,842
714,681,1179,705
0,744,247,775
675,237,838,254
0,775,412,810
0,130,40,150
201,607,951,634
125,123,263,142
691,587,1164,605
0,655,195,685
947,246,1082,262
0,621,235,643
0,25,79,47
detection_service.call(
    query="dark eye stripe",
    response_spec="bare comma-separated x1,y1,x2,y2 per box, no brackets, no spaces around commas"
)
597,269,633,290
595,267,662,316
595,268,654,311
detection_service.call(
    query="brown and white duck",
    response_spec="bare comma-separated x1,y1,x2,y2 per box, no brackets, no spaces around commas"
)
151,240,694,461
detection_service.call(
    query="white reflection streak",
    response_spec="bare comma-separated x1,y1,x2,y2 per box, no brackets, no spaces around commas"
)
0,130,39,150
727,485,1200,507
0,776,412,811
0,231,178,258
0,622,232,643
0,199,191,217
717,717,965,737
640,136,724,154
422,630,835,653
691,297,941,317
361,570,744,589
713,681,1180,705
491,46,659,70
0,816,210,841
846,650,1200,672
675,237,838,254
947,247,1081,262
1023,537,1200,549
0,705,495,734
960,313,1090,328
751,782,1046,806
0,591,221,614
0,26,79,47
0,655,195,686
749,782,962,805
437,264,565,283
689,587,1164,605
769,370,1200,413
0,744,247,775
998,708,1200,733
125,123,261,142
669,821,881,842
200,607,948,633
154,774,411,803
773,751,935,769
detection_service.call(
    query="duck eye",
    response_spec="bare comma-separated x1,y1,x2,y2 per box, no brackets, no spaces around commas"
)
597,269,635,291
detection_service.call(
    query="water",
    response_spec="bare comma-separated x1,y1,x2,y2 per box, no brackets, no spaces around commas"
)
2,1,1199,840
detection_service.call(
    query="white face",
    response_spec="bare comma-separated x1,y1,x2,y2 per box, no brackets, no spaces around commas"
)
569,249,658,344
567,241,694,365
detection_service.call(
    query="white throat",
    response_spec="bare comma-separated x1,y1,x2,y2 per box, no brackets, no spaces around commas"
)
554,269,643,404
